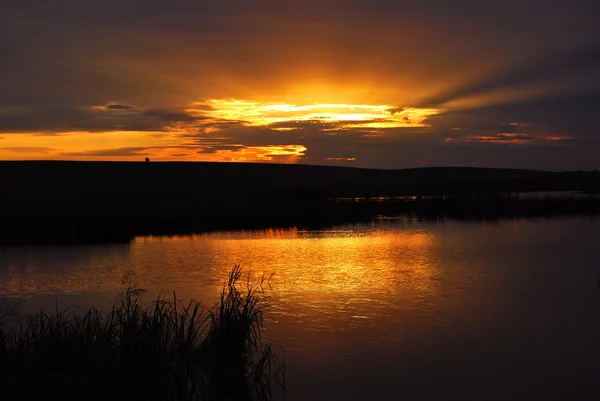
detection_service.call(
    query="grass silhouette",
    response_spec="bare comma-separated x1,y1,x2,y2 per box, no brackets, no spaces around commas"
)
0,266,284,401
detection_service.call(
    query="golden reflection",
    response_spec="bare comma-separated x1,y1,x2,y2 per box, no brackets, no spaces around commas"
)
131,227,441,305
1,227,441,322
197,228,441,299
135,227,300,242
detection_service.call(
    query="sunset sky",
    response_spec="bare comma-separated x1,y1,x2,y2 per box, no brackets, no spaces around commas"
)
1,0,599,170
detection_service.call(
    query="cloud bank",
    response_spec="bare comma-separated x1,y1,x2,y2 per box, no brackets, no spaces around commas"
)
1,0,599,170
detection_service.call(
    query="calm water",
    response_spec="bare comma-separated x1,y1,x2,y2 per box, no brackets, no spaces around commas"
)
1,216,600,400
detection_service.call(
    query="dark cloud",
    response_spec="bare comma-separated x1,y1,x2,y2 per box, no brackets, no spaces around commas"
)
465,134,535,143
3,0,598,106
267,120,341,131
415,43,600,109
142,108,198,122
106,104,135,110
61,147,160,157
197,145,244,154
1,0,599,169
430,91,600,143
387,107,405,115
0,105,202,133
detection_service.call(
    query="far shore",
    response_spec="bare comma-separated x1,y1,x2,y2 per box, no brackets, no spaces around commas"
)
2,161,600,245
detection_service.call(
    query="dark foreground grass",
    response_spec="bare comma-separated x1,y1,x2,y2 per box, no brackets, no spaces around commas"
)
0,266,285,401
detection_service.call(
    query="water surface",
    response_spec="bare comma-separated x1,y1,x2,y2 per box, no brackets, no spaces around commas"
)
1,217,600,400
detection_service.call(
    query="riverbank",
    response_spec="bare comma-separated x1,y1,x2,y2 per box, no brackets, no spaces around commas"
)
2,161,600,245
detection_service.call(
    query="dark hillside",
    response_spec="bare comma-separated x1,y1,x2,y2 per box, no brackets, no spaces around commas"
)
1,161,593,202
1,161,599,244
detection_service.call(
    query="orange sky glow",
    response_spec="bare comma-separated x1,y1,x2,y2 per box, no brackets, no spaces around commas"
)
0,100,439,161
1,0,599,169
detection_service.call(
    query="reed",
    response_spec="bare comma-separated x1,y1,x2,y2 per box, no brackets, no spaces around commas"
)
0,266,284,401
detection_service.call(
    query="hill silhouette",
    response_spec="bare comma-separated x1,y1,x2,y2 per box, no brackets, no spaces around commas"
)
1,161,599,244
2,161,597,200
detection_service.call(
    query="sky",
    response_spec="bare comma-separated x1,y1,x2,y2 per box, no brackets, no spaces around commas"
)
1,0,599,170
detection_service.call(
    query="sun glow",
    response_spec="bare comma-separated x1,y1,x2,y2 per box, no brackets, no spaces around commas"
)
190,99,439,129
0,98,438,163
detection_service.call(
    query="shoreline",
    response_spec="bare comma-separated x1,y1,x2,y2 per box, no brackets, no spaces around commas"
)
3,161,600,245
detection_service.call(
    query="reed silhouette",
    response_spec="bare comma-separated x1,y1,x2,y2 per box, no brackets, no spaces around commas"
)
0,266,285,401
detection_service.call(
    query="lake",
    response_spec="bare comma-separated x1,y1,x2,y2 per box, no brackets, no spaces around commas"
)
1,216,600,400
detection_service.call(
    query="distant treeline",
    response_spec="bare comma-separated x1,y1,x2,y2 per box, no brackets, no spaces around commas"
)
1,161,600,245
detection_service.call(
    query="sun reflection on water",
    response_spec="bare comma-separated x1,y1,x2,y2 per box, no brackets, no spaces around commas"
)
3,219,600,400
0,226,442,329
141,227,442,310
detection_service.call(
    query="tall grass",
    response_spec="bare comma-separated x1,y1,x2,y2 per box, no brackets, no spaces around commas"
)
0,266,284,401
